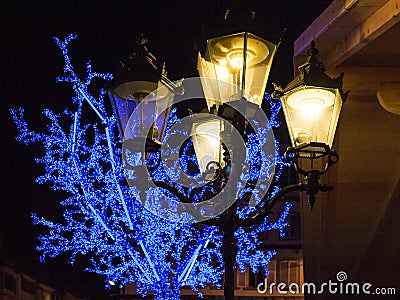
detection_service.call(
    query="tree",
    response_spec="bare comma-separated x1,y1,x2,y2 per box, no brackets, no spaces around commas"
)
11,34,291,299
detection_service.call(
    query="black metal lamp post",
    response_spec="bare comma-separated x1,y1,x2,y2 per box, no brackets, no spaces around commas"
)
109,25,346,300
195,27,278,300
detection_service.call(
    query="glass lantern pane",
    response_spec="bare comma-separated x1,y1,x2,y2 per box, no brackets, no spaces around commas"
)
281,86,342,148
109,81,157,137
110,80,172,143
327,89,343,147
198,32,277,109
108,90,137,138
191,119,224,174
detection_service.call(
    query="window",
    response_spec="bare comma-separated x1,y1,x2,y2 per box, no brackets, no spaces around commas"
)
280,212,301,241
236,270,246,287
3,273,16,293
279,260,300,287
266,261,276,285
21,277,36,294
248,268,265,288
248,261,276,288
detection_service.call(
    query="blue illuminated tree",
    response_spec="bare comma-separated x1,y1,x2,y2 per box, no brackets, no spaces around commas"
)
11,34,291,300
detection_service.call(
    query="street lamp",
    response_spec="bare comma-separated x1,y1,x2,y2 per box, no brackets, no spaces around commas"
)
273,41,348,208
198,31,277,108
276,41,346,150
108,35,182,151
110,20,346,300
108,35,184,178
194,30,279,300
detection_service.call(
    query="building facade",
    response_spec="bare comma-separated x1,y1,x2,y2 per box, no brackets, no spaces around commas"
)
293,0,400,299
0,266,80,300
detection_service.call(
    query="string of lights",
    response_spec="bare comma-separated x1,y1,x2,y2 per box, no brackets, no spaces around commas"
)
11,34,291,299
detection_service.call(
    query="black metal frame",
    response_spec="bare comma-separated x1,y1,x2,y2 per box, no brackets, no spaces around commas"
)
272,41,349,103
115,37,343,300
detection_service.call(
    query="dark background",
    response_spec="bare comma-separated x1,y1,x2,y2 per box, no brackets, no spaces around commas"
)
0,1,332,298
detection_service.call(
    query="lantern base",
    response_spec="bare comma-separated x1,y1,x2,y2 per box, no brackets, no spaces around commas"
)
284,142,339,176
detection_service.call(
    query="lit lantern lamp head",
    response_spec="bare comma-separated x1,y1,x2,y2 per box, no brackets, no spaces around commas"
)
198,32,277,110
195,30,277,178
286,87,337,146
274,41,348,158
108,36,170,170
191,116,224,177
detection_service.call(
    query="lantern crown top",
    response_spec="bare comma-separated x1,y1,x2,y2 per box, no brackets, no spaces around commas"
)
298,40,326,76
109,35,161,88
221,0,256,34
273,41,348,103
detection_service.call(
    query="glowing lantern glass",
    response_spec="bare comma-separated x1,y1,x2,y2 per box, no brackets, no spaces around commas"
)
281,86,342,148
276,42,347,150
197,32,277,109
191,117,224,175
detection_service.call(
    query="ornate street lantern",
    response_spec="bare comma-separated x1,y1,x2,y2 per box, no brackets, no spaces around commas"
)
274,41,348,155
191,116,224,175
198,32,277,110
108,36,175,178
108,36,170,151
273,41,348,209
195,29,278,179
108,36,178,172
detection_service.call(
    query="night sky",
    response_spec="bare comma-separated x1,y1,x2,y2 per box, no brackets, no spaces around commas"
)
1,1,332,298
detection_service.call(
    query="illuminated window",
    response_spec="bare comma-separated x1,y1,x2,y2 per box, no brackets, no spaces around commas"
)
248,261,276,288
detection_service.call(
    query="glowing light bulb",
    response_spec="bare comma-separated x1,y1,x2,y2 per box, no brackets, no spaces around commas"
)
226,49,255,72
287,88,334,111
304,99,323,115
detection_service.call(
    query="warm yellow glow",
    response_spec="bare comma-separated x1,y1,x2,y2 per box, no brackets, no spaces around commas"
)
214,64,230,80
197,32,277,108
287,88,335,145
287,88,335,113
192,121,222,174
225,49,255,72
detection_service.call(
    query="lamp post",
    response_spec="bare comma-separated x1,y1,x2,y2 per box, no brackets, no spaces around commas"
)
109,22,346,300
273,40,348,209
195,29,278,299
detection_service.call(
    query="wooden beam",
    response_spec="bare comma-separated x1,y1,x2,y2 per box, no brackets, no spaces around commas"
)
294,0,360,57
328,67,400,96
322,0,400,69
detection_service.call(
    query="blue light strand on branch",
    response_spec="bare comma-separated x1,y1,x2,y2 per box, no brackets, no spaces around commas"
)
11,34,294,300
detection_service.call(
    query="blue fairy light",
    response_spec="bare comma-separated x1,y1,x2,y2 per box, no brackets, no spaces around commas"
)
11,34,293,300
